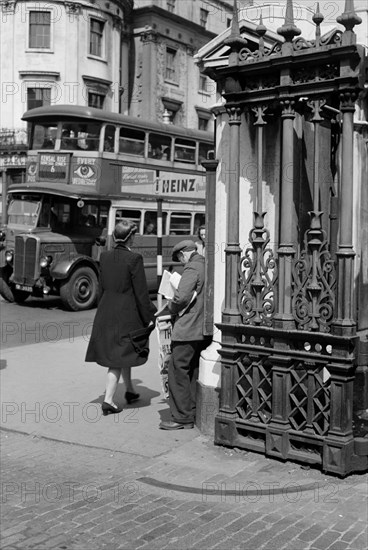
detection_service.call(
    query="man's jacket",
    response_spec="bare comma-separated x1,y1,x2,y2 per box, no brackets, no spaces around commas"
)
168,252,207,341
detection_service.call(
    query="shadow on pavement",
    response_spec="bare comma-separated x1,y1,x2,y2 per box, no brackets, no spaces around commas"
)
89,379,162,409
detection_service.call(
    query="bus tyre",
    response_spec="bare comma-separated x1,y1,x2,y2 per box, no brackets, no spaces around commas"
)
0,275,15,303
12,289,31,303
60,266,98,311
0,277,30,304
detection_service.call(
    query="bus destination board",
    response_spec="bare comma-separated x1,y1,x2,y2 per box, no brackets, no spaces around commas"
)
38,153,70,182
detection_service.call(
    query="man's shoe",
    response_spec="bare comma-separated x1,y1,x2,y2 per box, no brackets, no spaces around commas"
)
159,421,194,430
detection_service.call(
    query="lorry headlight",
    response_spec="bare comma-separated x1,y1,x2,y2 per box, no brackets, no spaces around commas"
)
5,250,13,263
40,255,52,268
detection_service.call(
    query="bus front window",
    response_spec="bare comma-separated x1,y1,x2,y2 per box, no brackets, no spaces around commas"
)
31,123,57,150
8,197,41,228
61,123,101,151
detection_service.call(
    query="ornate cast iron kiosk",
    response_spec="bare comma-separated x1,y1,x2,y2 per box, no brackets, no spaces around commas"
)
202,0,368,476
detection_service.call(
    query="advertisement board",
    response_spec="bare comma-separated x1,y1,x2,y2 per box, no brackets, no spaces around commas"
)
121,167,205,199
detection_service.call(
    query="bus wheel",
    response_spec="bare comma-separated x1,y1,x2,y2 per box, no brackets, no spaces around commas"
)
60,266,98,311
12,289,31,303
0,274,15,302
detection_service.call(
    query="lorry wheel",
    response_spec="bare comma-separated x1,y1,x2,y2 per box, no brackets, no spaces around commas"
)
60,266,98,311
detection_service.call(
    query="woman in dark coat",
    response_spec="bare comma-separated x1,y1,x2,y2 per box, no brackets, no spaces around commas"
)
86,219,156,415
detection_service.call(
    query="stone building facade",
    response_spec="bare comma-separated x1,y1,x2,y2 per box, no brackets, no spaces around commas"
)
0,0,235,196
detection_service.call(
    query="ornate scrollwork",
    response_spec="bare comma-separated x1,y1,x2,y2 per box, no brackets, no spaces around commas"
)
292,219,336,333
239,42,282,64
64,2,81,15
320,30,342,46
293,37,313,51
238,215,278,327
1,0,16,13
291,63,339,84
318,63,339,80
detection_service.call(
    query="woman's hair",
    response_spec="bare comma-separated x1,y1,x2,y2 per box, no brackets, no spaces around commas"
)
113,219,137,243
197,225,205,239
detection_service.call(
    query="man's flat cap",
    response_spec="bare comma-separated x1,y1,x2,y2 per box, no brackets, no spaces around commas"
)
171,240,197,262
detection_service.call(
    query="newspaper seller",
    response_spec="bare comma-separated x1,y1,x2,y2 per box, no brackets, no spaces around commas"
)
159,240,212,430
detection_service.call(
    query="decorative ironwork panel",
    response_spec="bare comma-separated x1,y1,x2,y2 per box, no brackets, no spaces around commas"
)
289,363,309,431
291,63,339,84
312,370,330,435
292,225,336,332
236,354,272,424
256,360,273,423
288,363,330,436
239,222,277,327
236,356,253,420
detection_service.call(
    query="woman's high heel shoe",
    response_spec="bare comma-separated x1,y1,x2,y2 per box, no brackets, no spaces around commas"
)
125,392,140,404
101,402,123,416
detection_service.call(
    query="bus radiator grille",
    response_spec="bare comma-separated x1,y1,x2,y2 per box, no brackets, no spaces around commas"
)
14,236,39,285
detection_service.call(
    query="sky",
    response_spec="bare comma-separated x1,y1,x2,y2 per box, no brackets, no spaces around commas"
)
235,1,367,33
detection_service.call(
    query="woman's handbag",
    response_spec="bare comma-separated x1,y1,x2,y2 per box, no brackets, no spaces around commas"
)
118,324,155,367
128,325,155,359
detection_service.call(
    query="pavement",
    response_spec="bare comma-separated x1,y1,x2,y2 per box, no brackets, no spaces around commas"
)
1,331,368,550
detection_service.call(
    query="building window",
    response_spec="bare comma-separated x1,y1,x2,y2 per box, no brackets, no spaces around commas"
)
199,74,210,93
227,18,232,28
165,47,177,82
29,11,51,49
90,19,104,57
88,92,105,109
27,88,51,110
198,117,209,131
200,8,208,28
167,0,175,13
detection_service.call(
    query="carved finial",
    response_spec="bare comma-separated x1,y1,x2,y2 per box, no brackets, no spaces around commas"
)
277,0,301,42
313,3,324,46
256,15,267,38
337,0,362,33
256,15,267,56
312,3,324,26
225,0,248,48
224,0,248,63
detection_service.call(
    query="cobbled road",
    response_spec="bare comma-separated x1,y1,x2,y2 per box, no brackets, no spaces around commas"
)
1,430,367,550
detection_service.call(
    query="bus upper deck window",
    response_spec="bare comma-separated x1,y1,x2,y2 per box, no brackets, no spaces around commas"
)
169,212,191,235
143,211,168,235
32,123,57,150
148,134,172,160
115,209,142,233
119,128,145,156
61,123,100,151
104,125,116,152
174,138,196,163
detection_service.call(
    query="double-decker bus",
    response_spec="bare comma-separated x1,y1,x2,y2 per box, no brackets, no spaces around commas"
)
0,105,213,310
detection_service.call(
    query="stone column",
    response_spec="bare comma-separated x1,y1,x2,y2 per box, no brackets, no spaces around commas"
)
273,99,296,330
222,106,242,325
140,29,158,120
120,30,130,115
1,170,8,225
332,92,357,336
196,159,220,436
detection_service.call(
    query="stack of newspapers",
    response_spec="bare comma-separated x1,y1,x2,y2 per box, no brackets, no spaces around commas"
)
155,270,196,317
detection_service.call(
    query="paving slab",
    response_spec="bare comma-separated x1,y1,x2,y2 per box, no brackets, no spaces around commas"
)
1,335,195,457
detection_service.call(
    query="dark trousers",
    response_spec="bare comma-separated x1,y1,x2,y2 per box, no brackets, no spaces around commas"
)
168,340,209,424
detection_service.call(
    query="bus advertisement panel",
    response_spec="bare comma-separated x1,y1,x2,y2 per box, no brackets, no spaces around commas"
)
121,167,206,199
